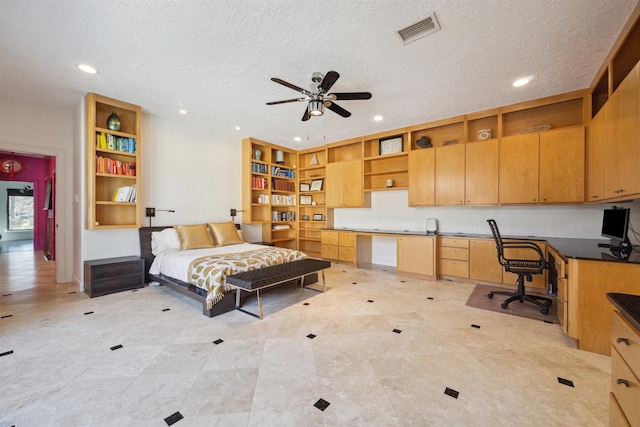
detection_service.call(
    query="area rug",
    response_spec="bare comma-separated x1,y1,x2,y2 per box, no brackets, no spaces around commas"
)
465,284,559,323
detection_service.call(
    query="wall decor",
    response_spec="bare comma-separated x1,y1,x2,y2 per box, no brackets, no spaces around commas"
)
300,183,311,192
477,129,492,140
310,179,323,191
313,214,323,221
301,215,309,220
416,136,432,148
300,195,312,205
107,111,121,131
379,135,403,155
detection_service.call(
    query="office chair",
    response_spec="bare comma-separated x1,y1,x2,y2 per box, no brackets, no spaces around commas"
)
486,219,552,315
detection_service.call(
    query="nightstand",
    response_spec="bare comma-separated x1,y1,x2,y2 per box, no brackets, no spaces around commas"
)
84,256,144,297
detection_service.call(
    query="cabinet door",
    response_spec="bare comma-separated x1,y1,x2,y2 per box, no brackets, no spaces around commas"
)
408,148,435,206
435,144,465,205
502,240,547,291
465,140,499,205
397,236,434,277
499,134,539,204
342,159,364,207
607,63,640,199
325,162,344,207
586,105,607,202
469,239,503,283
539,127,585,203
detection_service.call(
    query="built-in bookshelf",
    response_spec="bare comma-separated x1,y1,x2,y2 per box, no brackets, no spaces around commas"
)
297,147,331,258
242,138,297,249
85,93,141,229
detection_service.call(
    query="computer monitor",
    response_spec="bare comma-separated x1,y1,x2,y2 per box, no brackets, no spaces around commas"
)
601,207,631,251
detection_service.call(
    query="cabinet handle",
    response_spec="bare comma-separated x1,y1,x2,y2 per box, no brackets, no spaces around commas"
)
616,379,630,387
617,337,630,345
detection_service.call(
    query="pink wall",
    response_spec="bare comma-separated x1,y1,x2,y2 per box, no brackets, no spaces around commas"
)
0,153,55,251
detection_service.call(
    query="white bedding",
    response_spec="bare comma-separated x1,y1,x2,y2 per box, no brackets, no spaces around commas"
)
149,243,266,283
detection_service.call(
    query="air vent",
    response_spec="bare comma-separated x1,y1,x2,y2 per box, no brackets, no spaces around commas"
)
397,13,441,45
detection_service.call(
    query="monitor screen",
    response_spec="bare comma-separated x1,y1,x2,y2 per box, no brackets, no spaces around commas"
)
601,208,630,242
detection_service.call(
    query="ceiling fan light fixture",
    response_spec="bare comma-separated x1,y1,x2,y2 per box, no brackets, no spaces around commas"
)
308,99,324,116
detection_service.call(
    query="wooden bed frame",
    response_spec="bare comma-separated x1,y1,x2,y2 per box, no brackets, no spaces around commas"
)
138,226,236,317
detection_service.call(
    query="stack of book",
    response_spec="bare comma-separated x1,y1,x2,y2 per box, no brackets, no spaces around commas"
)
96,132,137,153
96,156,136,176
111,185,136,202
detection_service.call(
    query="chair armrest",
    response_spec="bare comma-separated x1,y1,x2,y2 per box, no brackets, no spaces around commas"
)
500,241,546,262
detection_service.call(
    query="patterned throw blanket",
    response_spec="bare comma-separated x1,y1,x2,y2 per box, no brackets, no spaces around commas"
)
188,246,308,309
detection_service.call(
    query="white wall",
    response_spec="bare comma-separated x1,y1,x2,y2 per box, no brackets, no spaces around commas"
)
335,191,640,265
0,95,74,283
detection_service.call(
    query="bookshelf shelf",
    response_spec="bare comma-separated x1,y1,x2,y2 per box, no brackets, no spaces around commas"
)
86,93,141,229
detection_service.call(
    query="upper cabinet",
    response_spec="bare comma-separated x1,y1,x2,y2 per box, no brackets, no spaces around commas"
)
465,139,499,205
586,104,607,202
85,93,141,230
326,140,369,208
435,144,465,205
408,148,435,207
539,127,585,204
499,133,540,204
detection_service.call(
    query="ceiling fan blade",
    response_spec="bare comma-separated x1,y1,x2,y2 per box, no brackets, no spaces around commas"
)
266,98,308,105
271,78,311,96
302,109,311,121
326,101,351,118
330,92,372,100
319,71,340,92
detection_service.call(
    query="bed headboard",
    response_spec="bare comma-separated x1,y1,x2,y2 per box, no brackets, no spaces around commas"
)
139,226,170,283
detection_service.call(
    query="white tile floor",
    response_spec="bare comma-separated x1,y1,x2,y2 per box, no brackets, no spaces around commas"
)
0,252,611,426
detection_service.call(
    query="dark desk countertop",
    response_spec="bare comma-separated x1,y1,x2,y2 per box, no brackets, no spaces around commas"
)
325,228,640,264
607,293,640,331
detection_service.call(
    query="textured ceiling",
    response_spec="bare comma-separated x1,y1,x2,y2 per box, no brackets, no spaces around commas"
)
0,0,637,149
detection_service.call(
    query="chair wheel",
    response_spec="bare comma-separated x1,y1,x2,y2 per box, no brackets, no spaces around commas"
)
540,307,549,315
487,293,494,299
501,302,508,309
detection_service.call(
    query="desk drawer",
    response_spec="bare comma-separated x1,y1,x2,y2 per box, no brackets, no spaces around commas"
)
611,347,640,427
440,259,469,278
612,311,640,377
321,244,338,260
339,246,355,263
339,232,355,247
321,231,339,246
441,247,469,261
441,237,469,248
610,393,631,427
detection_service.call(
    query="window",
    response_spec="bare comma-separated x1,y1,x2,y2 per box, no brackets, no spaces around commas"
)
7,188,34,231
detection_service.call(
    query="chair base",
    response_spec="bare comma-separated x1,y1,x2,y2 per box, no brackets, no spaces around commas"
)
487,274,553,315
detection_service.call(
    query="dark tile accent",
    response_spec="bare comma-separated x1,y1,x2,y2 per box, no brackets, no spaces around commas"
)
307,334,316,339
1,314,12,319
131,289,139,292
352,282,357,285
427,297,434,300
2,293,12,296
557,377,574,387
213,339,224,345
314,398,330,411
303,302,310,306
471,324,481,329
162,308,171,312
84,311,94,315
0,350,14,357
367,299,374,303
392,329,402,334
164,411,184,426
444,387,459,398
110,344,123,351
68,291,76,294
544,320,554,324
382,269,387,271
400,280,406,283
342,270,346,273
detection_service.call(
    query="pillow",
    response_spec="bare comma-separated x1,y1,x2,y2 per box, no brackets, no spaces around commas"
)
174,224,215,250
207,221,243,246
151,228,181,255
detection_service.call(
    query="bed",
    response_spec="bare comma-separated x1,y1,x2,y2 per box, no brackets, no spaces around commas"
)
138,223,311,317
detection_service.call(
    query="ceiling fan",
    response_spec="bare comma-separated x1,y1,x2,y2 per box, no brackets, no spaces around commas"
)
266,71,372,121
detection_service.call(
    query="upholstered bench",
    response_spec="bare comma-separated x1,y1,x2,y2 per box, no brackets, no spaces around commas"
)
226,258,331,319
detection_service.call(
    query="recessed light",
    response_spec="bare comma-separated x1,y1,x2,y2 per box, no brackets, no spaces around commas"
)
179,109,188,115
235,126,241,130
513,78,530,87
78,64,98,74
294,137,301,142
374,115,383,121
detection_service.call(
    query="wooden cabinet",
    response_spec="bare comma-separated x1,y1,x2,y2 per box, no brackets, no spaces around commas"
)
321,230,355,264
326,159,364,207
469,238,503,283
297,147,329,258
397,236,435,278
606,61,640,201
548,246,568,333
439,237,469,278
435,144,465,205
241,138,297,249
610,311,640,427
586,104,607,202
539,127,585,203
465,140,499,205
85,93,141,229
499,134,540,204
363,134,409,191
408,148,435,206
501,240,547,291
84,256,144,297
